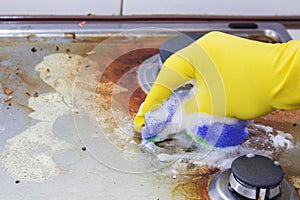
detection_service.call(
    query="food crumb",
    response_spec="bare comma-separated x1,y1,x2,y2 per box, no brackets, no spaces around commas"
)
5,96,12,102
4,89,13,95
25,92,31,96
81,146,87,151
78,21,86,28
33,92,39,97
31,47,38,52
86,51,96,56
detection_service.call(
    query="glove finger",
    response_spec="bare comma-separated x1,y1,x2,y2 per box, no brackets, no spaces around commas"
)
133,115,145,133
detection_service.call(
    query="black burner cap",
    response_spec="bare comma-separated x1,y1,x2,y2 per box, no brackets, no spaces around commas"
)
231,154,284,188
159,33,205,63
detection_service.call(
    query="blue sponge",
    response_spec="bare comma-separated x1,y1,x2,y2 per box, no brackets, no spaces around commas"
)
141,89,250,147
192,120,249,147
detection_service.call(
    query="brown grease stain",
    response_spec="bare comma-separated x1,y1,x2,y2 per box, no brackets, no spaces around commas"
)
172,166,220,200
99,47,159,117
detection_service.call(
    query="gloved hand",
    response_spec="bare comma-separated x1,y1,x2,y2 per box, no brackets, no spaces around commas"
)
139,88,251,147
134,31,300,141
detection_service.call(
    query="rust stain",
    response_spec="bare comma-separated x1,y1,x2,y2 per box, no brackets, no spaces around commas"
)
98,48,159,117
93,36,170,148
172,165,219,200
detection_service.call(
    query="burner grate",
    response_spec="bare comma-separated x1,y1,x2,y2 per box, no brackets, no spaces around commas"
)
208,155,299,200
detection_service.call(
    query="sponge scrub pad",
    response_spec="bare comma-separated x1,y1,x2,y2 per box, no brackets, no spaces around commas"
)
191,120,250,147
141,87,251,147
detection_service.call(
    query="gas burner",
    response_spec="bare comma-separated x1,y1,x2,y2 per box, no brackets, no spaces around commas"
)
159,33,205,63
208,154,299,200
138,33,203,93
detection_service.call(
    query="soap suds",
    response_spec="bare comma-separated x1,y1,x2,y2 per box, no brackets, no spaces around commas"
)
269,131,294,149
137,82,295,172
166,122,295,173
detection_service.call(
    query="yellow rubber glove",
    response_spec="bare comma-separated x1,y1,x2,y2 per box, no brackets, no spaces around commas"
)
134,31,300,132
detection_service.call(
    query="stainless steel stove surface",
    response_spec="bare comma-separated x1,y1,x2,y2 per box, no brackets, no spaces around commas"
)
0,21,299,199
